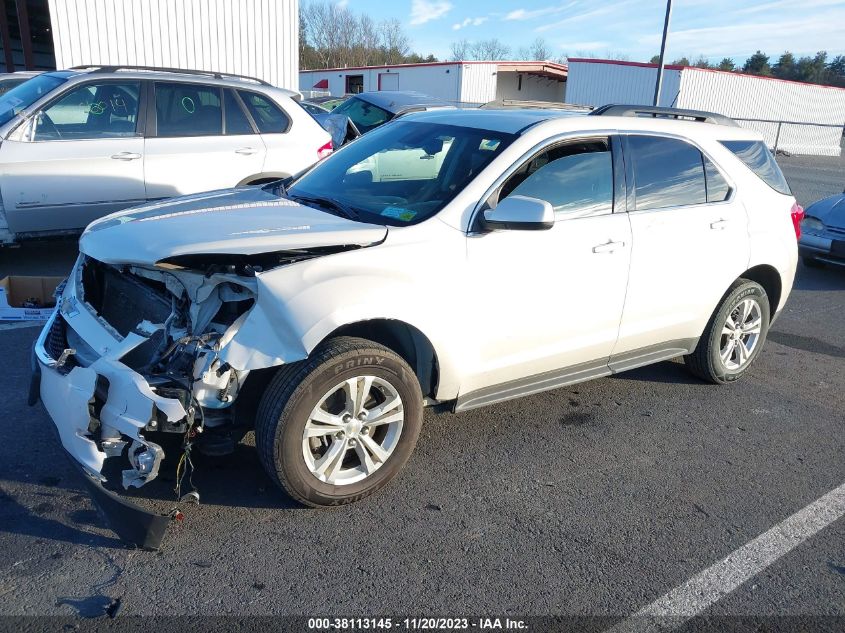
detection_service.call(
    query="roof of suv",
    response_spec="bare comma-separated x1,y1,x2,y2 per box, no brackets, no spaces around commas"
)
49,66,300,97
400,107,762,142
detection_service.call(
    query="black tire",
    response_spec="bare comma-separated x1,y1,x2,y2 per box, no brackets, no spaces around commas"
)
254,336,423,507
685,279,770,384
802,256,826,269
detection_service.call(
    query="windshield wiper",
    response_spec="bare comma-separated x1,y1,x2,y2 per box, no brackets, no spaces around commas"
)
290,194,360,220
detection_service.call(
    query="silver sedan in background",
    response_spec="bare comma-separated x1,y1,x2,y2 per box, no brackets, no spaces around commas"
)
800,190,845,268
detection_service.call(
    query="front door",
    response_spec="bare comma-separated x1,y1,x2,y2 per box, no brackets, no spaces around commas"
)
462,136,632,396
0,80,145,234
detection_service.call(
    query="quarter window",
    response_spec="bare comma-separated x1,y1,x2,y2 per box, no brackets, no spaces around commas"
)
155,82,222,137
629,136,706,210
33,81,140,141
501,140,614,218
720,140,791,195
237,91,289,134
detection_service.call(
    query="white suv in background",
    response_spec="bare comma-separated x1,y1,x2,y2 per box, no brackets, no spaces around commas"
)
0,65,331,243
32,105,801,547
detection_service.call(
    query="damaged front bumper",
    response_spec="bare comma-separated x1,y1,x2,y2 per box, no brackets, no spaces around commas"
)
33,306,188,548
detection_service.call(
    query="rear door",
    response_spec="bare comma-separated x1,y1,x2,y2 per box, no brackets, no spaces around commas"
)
144,82,266,200
613,134,749,358
0,80,145,233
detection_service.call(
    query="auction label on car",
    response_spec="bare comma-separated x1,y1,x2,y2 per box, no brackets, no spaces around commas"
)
307,618,528,630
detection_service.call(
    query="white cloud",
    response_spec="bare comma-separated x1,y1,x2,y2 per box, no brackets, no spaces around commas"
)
505,4,577,21
336,0,349,8
535,1,636,32
410,0,453,25
452,16,489,30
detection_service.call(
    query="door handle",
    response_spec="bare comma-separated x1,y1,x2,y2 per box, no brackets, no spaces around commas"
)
592,240,625,254
111,152,141,161
710,219,729,230
235,147,259,155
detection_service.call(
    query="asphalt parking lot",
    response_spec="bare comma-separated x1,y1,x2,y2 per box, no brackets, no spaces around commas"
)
0,156,843,629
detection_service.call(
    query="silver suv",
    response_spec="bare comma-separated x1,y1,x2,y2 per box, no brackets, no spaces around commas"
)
0,65,331,243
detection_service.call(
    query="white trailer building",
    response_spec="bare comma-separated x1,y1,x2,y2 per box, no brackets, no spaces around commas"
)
566,58,845,156
299,60,568,106
2,0,299,90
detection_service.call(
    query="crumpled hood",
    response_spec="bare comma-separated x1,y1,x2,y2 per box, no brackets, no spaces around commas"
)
80,186,388,265
805,193,845,229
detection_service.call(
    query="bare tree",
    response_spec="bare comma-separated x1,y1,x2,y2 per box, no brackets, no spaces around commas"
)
380,18,410,65
450,39,471,61
470,38,511,61
300,0,431,69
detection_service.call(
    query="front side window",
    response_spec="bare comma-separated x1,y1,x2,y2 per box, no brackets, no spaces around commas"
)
332,97,391,134
156,82,222,137
238,91,289,134
630,135,707,210
286,120,515,226
500,140,614,218
720,140,791,195
0,73,66,127
33,81,140,141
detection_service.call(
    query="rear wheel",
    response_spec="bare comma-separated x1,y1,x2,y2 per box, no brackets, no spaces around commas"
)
255,337,423,507
685,280,770,384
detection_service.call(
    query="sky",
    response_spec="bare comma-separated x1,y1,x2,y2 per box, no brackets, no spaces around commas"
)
334,0,845,64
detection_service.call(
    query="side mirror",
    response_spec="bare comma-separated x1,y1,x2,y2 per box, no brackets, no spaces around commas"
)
482,195,554,231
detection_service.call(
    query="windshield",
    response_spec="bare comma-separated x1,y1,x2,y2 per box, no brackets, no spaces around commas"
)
0,74,66,127
331,96,392,133
287,120,516,226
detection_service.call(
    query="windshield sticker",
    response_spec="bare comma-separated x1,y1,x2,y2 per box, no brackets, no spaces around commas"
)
381,206,417,222
479,139,501,151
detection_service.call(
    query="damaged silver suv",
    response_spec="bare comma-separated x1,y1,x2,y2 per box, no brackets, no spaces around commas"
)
32,107,800,547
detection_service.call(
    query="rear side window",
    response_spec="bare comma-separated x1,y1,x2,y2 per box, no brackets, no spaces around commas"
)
224,90,253,135
629,136,706,210
238,91,289,133
156,82,222,137
720,140,791,195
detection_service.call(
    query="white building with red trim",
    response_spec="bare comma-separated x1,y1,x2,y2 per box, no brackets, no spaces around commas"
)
299,60,568,106
566,58,845,156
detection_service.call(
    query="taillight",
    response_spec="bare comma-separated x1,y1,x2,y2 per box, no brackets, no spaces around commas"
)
317,140,333,160
790,202,804,240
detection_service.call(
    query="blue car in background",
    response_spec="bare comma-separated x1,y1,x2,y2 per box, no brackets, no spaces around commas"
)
800,189,845,268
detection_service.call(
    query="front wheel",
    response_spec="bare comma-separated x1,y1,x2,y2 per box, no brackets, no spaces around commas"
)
255,337,423,507
685,280,770,384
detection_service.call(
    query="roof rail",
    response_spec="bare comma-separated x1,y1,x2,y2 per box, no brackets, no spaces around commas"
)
69,65,271,86
590,104,738,127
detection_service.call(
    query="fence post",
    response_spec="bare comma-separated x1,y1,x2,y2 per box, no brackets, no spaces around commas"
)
773,121,782,155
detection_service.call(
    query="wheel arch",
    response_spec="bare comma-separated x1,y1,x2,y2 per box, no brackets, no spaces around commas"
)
739,264,783,314
320,319,440,400
236,172,291,187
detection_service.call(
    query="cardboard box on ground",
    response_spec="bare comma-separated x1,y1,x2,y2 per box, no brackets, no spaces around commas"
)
0,276,64,321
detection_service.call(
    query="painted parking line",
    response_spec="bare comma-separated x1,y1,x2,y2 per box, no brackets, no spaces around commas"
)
0,321,42,332
608,481,845,633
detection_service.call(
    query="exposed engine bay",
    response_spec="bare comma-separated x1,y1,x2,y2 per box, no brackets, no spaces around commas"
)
71,255,263,494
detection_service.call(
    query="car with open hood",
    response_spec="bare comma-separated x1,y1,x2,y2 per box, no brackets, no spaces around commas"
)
31,105,800,548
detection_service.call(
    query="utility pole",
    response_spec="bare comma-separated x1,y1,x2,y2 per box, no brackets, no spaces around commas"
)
653,0,673,106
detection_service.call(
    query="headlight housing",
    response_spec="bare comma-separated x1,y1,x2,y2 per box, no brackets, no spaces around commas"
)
800,216,825,235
